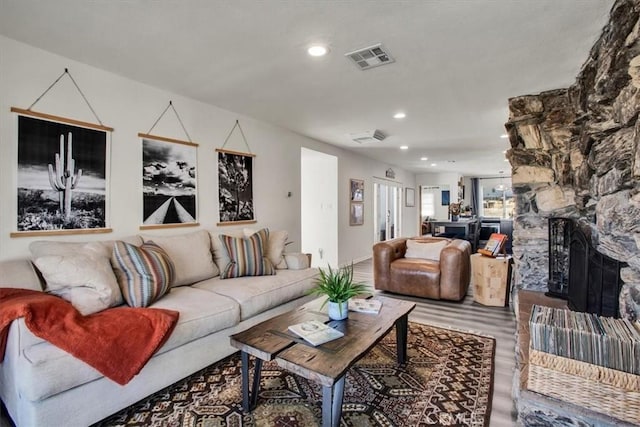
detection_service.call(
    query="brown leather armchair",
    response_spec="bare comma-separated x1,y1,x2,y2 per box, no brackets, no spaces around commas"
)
373,237,471,301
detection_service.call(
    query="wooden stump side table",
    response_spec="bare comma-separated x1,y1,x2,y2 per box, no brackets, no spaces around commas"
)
471,253,513,307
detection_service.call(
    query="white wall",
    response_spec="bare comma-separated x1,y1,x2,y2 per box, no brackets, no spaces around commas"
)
0,36,417,263
301,148,338,268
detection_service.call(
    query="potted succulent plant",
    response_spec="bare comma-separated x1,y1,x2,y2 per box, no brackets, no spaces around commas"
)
308,263,370,320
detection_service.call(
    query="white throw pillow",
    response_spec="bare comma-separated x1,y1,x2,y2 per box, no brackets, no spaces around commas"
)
283,252,310,270
33,253,122,315
141,230,218,286
405,239,449,261
243,228,288,269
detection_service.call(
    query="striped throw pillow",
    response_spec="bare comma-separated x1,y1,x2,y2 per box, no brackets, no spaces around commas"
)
112,241,175,307
219,228,275,279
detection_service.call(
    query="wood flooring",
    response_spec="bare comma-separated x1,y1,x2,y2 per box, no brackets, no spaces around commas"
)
353,258,518,426
0,258,518,427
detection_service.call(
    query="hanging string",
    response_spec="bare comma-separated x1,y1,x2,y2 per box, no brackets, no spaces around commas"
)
221,120,252,153
147,101,193,143
28,68,104,126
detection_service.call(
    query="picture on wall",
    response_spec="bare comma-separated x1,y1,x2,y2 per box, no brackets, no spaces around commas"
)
217,149,256,224
405,187,415,207
141,135,197,227
350,178,364,202
441,190,450,206
15,114,109,233
350,202,364,226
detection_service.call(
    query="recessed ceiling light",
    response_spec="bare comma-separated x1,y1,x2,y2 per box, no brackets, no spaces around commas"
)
308,45,328,57
420,157,428,161
400,145,409,150
500,134,509,139
504,159,509,162
503,150,507,154
393,112,406,119
430,163,437,167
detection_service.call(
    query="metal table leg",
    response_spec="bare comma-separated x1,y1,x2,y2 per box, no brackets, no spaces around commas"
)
241,351,263,412
395,313,409,364
321,376,346,427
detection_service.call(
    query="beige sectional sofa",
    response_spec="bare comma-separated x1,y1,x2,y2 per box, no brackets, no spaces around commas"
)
0,228,319,427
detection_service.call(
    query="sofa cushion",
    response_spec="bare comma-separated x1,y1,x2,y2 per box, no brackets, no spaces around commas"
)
219,228,275,279
19,287,239,401
32,245,123,315
244,228,288,269
29,236,143,258
150,287,240,354
194,268,318,320
390,258,441,299
112,241,175,307
405,239,449,261
141,230,218,286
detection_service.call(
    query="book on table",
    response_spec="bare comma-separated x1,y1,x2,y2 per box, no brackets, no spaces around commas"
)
287,319,344,346
348,298,382,314
478,233,508,257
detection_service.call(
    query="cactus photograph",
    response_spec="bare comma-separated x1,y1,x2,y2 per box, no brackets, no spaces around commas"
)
16,115,107,232
142,137,197,225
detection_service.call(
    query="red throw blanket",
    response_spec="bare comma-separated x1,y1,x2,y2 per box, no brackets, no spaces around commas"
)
0,288,179,385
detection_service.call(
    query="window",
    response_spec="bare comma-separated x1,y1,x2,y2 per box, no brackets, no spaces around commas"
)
420,187,437,218
479,178,514,219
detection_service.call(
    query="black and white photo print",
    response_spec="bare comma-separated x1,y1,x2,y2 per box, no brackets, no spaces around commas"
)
217,150,255,223
142,137,197,226
16,115,108,232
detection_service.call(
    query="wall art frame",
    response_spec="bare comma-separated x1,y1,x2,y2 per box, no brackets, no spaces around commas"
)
350,202,364,226
441,190,450,206
216,148,256,225
350,178,364,202
405,187,415,207
139,133,199,230
11,108,113,237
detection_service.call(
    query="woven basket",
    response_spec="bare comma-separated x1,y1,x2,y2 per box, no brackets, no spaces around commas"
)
528,349,640,424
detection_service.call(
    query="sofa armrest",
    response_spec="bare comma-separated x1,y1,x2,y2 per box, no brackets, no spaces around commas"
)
373,238,408,291
439,239,472,300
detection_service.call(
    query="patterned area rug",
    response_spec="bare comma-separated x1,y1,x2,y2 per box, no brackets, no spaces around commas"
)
95,322,495,426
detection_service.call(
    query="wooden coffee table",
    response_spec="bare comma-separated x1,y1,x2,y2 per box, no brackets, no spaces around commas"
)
229,295,415,427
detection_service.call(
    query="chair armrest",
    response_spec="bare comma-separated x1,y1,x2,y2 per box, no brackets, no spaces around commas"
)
373,238,408,291
439,239,472,300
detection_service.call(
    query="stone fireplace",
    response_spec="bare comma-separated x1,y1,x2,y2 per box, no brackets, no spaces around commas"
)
504,0,640,424
506,0,640,319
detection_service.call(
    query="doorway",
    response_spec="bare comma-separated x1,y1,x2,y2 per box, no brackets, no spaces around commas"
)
300,148,338,268
373,180,402,242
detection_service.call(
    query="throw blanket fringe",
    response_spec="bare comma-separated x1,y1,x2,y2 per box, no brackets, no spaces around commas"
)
0,288,179,385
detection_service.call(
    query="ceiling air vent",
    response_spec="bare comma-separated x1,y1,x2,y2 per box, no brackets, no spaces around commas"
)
345,43,394,70
350,129,386,143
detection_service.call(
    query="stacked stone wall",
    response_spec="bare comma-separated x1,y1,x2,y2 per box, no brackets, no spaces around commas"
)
506,0,640,321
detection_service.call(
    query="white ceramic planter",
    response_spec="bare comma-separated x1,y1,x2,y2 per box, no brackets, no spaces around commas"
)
328,301,348,320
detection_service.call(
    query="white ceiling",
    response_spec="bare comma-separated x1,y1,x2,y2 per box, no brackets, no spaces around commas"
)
0,0,614,177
